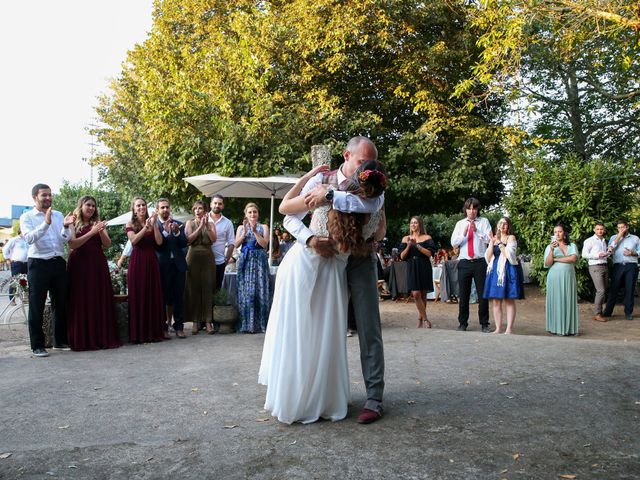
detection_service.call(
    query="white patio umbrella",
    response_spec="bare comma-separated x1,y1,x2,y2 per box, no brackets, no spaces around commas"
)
106,208,190,226
183,173,301,266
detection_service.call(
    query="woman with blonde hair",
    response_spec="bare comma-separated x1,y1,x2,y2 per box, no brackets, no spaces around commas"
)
125,197,166,343
234,202,270,333
184,200,217,334
67,195,120,350
400,216,436,328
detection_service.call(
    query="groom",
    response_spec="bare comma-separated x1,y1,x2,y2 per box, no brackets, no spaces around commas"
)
283,136,386,424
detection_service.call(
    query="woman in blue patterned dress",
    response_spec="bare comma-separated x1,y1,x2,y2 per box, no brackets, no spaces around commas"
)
483,217,523,334
234,203,270,333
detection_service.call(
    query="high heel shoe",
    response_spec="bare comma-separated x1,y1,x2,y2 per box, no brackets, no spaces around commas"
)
424,318,432,328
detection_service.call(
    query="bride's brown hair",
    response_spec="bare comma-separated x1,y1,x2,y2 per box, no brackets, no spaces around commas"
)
327,160,387,256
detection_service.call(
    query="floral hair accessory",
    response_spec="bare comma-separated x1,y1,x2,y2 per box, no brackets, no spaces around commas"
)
358,169,387,189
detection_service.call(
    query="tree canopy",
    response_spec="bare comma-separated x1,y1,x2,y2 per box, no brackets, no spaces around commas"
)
94,0,508,216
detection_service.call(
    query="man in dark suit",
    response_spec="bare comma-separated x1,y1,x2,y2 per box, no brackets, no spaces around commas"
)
155,198,188,338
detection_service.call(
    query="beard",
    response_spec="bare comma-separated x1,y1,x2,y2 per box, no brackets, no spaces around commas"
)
212,207,222,214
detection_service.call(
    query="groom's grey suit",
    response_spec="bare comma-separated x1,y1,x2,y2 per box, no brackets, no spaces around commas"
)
283,167,385,413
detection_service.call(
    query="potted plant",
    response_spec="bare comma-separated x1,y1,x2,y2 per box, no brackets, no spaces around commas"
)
213,288,237,334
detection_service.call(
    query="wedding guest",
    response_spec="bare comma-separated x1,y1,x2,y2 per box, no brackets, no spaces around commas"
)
279,231,294,259
116,240,132,269
126,197,167,343
400,216,436,328
67,196,120,351
603,219,639,321
208,194,235,290
155,198,188,338
544,223,579,336
185,200,217,334
20,183,75,357
483,217,522,334
3,229,29,303
450,198,492,332
0,243,5,270
582,222,610,322
270,231,281,266
234,202,270,333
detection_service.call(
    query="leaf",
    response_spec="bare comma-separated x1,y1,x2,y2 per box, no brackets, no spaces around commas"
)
223,425,238,429
0,453,12,459
191,387,200,392
558,475,577,479
289,440,297,445
407,400,416,405
255,418,270,422
464,380,471,385
499,381,509,385
512,453,520,460
58,425,70,430
500,469,508,474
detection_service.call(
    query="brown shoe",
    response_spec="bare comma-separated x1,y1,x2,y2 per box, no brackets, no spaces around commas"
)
357,408,383,424
176,331,186,339
593,315,607,322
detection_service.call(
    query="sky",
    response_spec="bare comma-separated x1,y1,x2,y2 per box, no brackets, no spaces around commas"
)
0,1,154,218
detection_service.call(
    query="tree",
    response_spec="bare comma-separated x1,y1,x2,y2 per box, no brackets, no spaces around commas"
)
504,152,639,297
456,0,640,160
94,0,508,216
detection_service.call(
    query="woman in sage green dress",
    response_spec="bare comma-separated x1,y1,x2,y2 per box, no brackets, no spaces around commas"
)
544,223,579,335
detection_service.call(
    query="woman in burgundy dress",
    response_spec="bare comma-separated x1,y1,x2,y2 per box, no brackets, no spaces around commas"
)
125,197,167,343
67,195,120,351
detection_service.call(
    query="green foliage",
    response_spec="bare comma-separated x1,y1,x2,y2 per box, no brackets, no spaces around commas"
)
54,181,129,261
94,0,507,217
213,288,232,306
504,152,639,298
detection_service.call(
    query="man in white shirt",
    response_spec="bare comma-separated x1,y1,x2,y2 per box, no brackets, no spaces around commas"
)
603,219,639,321
582,222,609,322
450,198,492,332
20,184,76,357
209,194,235,290
2,229,29,303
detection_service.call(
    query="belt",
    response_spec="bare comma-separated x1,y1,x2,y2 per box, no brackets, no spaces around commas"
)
460,258,485,263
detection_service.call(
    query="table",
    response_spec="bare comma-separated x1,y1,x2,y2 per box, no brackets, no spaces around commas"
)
439,260,478,303
388,261,441,300
221,271,277,309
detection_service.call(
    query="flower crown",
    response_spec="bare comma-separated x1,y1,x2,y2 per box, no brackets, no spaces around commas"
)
358,169,387,189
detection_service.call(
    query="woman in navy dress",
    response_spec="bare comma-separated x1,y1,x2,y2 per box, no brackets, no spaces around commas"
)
67,196,120,351
400,216,436,328
234,202,270,333
125,197,167,343
483,217,523,334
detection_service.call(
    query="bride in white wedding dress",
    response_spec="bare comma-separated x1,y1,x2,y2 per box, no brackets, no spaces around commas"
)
258,160,386,424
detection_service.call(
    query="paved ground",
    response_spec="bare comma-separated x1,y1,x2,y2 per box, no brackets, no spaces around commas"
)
1,272,639,479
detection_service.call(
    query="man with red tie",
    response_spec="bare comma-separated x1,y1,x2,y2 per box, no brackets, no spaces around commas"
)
450,198,493,332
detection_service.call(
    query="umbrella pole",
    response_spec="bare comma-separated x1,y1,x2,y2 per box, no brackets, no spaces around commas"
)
268,194,274,268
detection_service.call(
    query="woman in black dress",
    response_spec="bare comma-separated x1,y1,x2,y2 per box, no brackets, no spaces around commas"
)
400,216,436,328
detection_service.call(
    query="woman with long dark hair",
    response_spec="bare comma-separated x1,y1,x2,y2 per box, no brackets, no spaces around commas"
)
544,223,579,335
400,216,436,328
125,197,166,343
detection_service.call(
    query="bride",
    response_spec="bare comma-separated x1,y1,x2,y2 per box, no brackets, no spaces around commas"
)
258,160,387,424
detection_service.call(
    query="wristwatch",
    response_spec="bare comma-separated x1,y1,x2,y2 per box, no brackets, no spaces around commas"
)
325,187,335,204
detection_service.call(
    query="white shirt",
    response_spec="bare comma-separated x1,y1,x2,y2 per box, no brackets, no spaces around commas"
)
122,240,133,257
2,236,29,263
283,166,385,245
450,216,492,261
20,208,70,259
209,213,235,265
608,233,640,265
581,234,608,265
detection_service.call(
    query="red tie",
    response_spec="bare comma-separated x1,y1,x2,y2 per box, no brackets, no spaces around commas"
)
467,221,475,258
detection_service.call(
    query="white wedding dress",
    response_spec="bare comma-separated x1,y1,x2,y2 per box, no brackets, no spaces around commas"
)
258,206,381,424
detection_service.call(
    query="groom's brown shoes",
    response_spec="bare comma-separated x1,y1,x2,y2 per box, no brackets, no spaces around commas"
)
357,408,382,424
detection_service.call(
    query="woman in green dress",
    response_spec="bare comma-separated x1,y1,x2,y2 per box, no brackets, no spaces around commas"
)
184,201,217,334
544,223,579,335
